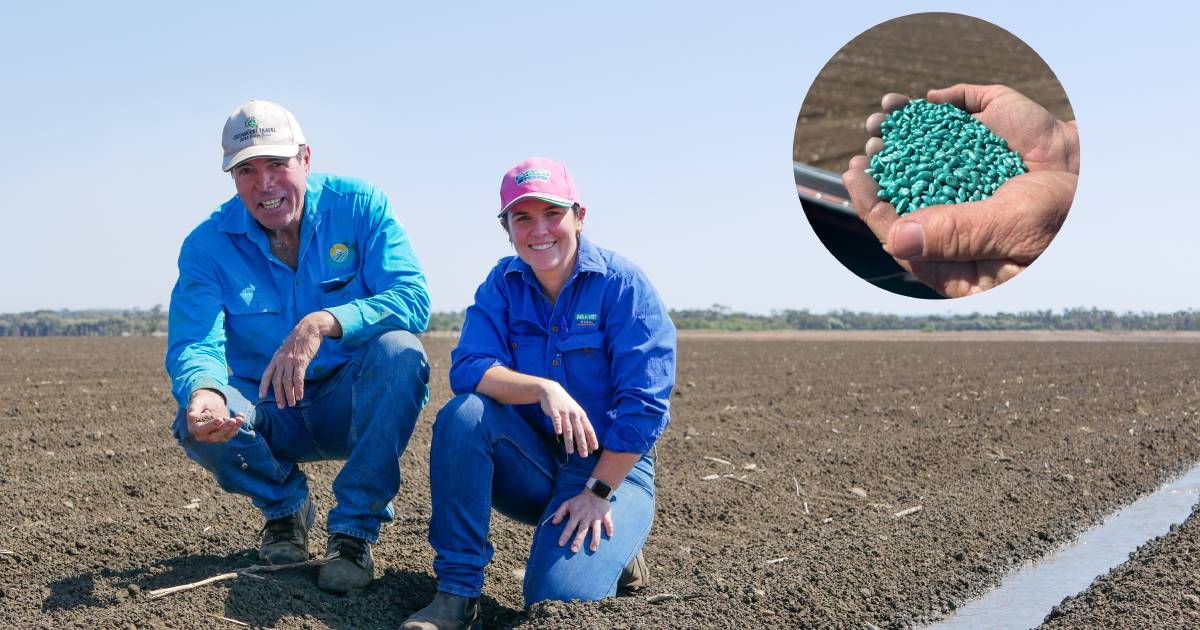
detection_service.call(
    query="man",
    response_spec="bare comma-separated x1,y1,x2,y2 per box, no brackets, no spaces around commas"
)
165,99,430,593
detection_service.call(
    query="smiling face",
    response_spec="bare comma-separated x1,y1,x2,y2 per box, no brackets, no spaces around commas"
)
231,146,311,233
504,198,586,288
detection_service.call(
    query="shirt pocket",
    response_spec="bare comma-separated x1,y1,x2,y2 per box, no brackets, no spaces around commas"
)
508,332,548,378
225,285,282,316
317,271,367,308
556,332,609,398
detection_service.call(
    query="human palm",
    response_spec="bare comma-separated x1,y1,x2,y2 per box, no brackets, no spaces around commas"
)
849,84,1079,298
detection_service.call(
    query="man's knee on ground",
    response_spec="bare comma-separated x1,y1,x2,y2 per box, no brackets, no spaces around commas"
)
361,330,428,380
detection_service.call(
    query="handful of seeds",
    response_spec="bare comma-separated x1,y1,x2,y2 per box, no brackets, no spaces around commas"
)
867,99,1027,215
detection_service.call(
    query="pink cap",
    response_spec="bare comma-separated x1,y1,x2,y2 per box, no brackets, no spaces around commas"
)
498,157,580,217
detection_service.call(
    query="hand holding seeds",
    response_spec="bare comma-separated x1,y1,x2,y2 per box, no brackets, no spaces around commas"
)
843,84,1079,298
186,388,244,444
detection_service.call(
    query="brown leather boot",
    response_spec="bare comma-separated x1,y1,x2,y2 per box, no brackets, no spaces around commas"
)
618,551,648,593
400,591,481,630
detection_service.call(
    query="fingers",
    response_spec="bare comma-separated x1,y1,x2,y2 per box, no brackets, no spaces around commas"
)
560,409,575,454
843,155,900,244
551,500,569,525
272,356,286,409
865,136,884,158
881,92,911,113
583,415,599,453
926,83,1003,115
885,171,1075,263
570,519,590,553
603,513,614,538
558,512,582,547
569,412,590,457
212,415,244,442
588,520,602,552
865,112,887,137
866,94,909,137
188,415,243,443
259,360,275,400
550,407,563,436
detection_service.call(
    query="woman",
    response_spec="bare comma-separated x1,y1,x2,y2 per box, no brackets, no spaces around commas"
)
401,157,676,629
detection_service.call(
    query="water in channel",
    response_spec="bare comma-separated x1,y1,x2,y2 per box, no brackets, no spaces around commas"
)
927,462,1200,630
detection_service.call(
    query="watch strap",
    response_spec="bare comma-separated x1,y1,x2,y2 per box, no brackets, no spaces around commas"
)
585,476,613,500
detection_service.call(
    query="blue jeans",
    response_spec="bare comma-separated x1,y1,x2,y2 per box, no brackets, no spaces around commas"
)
429,393,656,606
171,330,429,542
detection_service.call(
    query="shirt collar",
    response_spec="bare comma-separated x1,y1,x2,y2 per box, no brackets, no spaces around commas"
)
504,234,608,287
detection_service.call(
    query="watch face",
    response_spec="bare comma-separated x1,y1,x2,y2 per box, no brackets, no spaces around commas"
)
590,479,613,499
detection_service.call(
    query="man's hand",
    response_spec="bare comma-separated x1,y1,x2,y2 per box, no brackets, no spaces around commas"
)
847,85,1079,297
551,490,614,553
187,388,243,443
260,310,342,408
537,380,599,457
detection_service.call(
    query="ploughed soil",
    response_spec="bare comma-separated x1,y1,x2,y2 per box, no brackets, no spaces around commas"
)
794,12,1075,173
1040,504,1200,629
1,334,1199,629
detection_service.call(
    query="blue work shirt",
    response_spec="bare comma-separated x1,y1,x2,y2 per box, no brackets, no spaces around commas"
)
165,173,430,407
449,236,676,454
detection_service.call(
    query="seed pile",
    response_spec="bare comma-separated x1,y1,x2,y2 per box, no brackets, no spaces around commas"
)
867,99,1027,215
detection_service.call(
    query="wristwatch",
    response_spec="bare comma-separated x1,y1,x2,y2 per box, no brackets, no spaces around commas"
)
585,477,614,500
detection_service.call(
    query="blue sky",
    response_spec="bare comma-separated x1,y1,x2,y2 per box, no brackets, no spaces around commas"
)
0,1,1194,316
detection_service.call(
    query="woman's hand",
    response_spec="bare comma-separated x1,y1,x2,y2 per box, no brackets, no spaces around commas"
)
537,380,599,457
552,490,614,553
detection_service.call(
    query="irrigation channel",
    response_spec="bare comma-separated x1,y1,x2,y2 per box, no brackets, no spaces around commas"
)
927,461,1200,629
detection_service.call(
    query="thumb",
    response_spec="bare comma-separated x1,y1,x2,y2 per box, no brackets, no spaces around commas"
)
886,171,1074,263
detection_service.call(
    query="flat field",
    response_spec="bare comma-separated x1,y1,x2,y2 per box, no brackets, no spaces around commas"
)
794,13,1075,173
1,334,1198,628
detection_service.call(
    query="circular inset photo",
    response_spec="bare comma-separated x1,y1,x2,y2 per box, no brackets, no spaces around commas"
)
794,13,1079,299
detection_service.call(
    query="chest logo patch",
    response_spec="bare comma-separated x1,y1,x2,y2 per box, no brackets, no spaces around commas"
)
329,243,350,264
574,313,598,327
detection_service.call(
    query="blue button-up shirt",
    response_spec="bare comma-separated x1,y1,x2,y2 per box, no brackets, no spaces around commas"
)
450,237,675,453
165,173,430,407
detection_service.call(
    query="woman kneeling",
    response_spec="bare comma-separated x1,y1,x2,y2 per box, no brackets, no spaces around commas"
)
402,158,676,629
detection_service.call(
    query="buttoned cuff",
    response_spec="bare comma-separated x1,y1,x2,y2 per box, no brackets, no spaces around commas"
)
324,303,366,345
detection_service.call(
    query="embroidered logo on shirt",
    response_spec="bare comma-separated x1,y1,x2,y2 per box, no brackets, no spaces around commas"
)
574,313,598,327
329,243,350,263
514,169,551,186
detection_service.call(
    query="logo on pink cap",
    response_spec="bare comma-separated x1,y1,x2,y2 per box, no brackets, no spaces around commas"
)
499,157,580,217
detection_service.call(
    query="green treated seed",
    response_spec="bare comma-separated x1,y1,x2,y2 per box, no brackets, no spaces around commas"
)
869,98,1027,215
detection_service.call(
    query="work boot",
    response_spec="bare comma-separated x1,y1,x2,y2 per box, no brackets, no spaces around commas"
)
617,551,648,593
258,498,315,565
400,591,481,630
318,533,375,593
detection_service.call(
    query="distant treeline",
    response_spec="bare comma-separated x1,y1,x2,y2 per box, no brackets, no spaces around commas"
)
3,305,1200,337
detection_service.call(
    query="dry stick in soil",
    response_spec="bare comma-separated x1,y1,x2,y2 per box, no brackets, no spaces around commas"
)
147,555,336,600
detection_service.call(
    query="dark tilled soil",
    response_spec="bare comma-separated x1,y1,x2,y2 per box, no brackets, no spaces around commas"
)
1,335,1199,629
794,12,1075,172
1040,504,1200,629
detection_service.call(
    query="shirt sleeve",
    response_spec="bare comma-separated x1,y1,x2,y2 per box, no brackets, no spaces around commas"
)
601,271,677,453
324,185,431,344
164,236,232,408
449,264,513,394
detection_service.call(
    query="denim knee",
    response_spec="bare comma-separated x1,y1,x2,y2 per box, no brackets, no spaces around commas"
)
433,393,491,444
361,330,428,381
524,564,616,605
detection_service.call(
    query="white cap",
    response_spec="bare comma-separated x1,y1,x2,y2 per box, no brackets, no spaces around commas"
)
221,100,306,172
